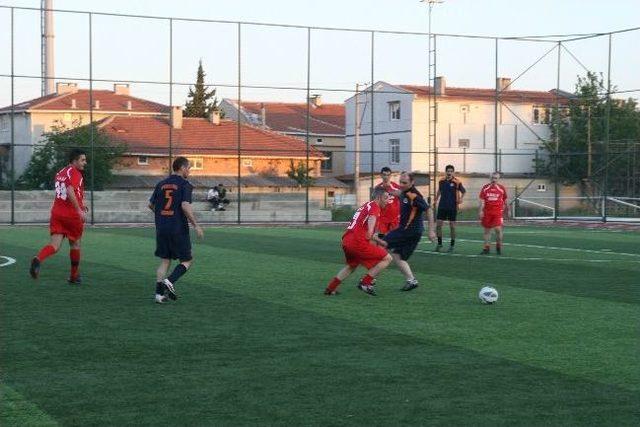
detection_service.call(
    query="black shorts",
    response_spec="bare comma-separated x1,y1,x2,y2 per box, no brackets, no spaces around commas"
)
383,229,422,261
155,231,192,262
437,208,458,222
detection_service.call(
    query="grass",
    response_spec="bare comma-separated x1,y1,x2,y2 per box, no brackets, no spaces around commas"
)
1,224,639,426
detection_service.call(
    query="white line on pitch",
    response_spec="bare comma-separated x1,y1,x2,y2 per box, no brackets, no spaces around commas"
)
0,256,16,267
413,250,638,264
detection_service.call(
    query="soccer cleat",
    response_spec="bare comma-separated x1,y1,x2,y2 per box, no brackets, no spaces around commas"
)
401,279,419,292
162,278,178,300
324,288,340,296
446,245,455,253
480,248,490,255
29,257,41,279
357,282,377,296
434,244,443,252
67,275,82,285
496,248,502,255
155,294,168,304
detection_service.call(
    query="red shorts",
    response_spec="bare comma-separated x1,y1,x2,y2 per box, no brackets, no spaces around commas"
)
377,219,399,235
50,214,84,241
481,211,504,228
342,238,388,269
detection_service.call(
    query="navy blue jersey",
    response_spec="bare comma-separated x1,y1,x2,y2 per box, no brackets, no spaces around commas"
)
399,186,429,234
150,174,193,235
437,177,465,210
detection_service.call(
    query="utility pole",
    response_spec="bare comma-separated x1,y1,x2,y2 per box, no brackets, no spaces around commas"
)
587,105,592,178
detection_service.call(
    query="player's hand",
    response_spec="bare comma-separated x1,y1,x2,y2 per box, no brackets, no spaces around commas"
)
478,210,484,220
195,225,204,239
377,239,388,248
77,209,86,223
406,191,417,201
83,205,89,213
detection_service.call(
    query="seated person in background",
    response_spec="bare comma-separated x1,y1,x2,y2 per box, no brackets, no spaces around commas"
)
207,183,230,211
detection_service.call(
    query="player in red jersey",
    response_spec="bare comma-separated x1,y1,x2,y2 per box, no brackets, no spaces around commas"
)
375,166,400,236
478,172,508,255
324,187,392,296
30,149,88,283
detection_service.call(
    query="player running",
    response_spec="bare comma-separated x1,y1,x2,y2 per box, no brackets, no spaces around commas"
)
324,187,393,297
374,166,400,237
149,156,204,304
479,172,508,255
384,171,436,291
30,149,88,284
434,164,466,252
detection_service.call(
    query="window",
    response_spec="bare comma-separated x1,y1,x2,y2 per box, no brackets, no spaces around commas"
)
316,138,324,145
242,159,253,167
321,151,333,172
537,183,547,192
458,138,470,148
0,116,7,131
533,105,550,124
389,139,400,164
389,102,401,120
137,156,149,165
188,157,203,170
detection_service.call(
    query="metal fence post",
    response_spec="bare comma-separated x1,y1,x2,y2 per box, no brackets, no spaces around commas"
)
89,12,95,224
236,22,242,224
305,27,311,224
10,7,15,224
603,33,612,223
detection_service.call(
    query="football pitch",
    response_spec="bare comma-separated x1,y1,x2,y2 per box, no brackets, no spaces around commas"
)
1,224,639,426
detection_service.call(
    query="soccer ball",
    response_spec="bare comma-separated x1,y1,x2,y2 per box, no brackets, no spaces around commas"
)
478,286,499,304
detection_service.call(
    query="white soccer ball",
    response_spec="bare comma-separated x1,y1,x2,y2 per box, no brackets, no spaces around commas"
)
478,286,499,304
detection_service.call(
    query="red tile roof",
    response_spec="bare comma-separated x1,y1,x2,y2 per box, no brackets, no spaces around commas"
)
399,85,570,104
0,90,170,114
238,101,345,135
99,116,324,158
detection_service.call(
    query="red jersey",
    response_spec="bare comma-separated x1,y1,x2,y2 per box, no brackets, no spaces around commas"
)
375,180,401,225
479,183,507,213
51,165,85,218
343,201,381,242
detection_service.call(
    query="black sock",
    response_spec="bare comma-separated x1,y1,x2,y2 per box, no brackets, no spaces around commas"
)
437,237,442,245
155,281,164,295
167,264,188,284
450,239,455,246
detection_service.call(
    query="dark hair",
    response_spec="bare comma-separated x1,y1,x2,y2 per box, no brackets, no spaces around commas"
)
445,164,455,172
400,171,416,182
380,166,392,174
68,148,86,163
172,156,190,172
218,183,224,186
371,186,388,200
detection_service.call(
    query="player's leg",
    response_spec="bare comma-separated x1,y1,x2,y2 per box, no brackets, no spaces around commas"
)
357,253,392,296
67,239,82,284
495,225,504,255
155,258,171,303
325,264,355,295
435,218,444,251
30,233,64,279
481,225,491,254
448,220,457,252
163,259,192,300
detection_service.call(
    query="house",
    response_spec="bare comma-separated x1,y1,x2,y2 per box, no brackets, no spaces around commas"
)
220,95,346,176
344,78,571,176
0,82,169,178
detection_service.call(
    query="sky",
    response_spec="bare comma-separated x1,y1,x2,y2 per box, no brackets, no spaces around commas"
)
0,0,638,107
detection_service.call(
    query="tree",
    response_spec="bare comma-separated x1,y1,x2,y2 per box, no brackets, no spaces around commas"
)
18,120,126,191
184,60,223,118
538,72,640,199
286,160,315,187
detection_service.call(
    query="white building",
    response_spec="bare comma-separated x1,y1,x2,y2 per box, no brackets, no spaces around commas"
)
344,78,570,176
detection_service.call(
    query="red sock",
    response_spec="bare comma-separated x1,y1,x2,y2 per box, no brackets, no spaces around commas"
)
496,243,502,250
326,277,342,292
483,244,490,250
70,249,81,279
37,245,57,262
361,274,375,286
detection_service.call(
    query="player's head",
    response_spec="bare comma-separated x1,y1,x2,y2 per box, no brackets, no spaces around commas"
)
371,186,389,208
398,171,415,192
490,171,500,183
68,148,87,171
445,164,455,179
380,166,392,183
172,156,191,177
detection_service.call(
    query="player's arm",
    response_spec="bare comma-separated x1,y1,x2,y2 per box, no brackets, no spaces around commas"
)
181,201,204,239
66,184,85,222
367,215,387,247
478,197,485,219
459,182,466,205
425,203,436,242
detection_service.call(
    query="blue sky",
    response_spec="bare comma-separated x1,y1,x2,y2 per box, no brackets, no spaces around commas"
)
0,0,638,106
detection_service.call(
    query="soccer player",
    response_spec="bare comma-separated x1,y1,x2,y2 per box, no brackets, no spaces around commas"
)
324,187,393,297
375,166,400,237
30,149,88,284
149,156,204,304
479,172,508,255
434,164,466,252
384,171,436,291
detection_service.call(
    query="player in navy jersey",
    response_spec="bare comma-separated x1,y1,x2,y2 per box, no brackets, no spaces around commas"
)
434,164,466,252
384,171,436,291
149,156,204,304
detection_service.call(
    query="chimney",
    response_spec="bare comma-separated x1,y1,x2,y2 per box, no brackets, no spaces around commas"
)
56,82,78,95
209,109,221,126
113,83,130,96
260,103,266,128
171,106,183,129
435,76,446,96
70,99,77,109
126,100,132,110
310,94,322,108
94,100,100,109
497,77,512,91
